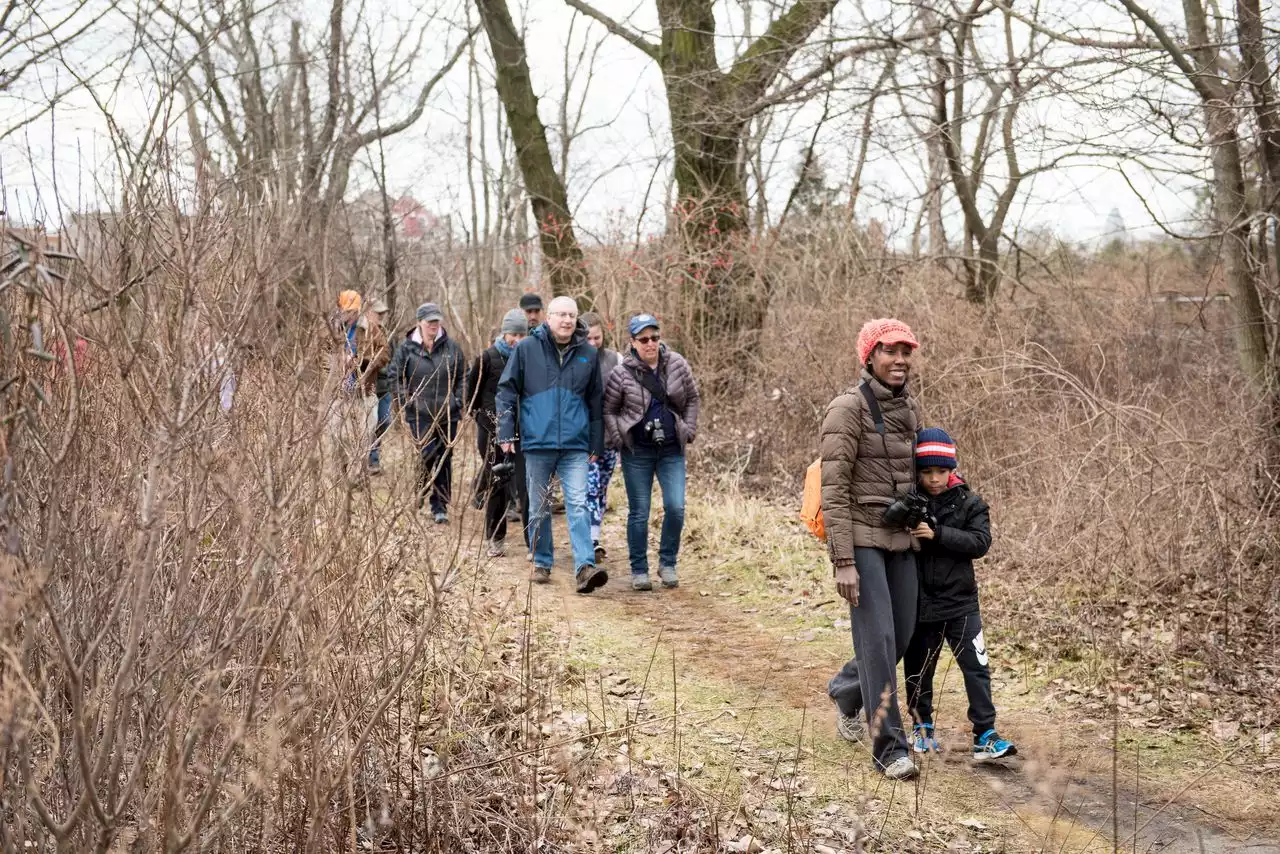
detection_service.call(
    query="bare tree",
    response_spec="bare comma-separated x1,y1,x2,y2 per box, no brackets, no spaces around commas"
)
564,0,924,340
152,0,473,295
929,1,1076,304
474,0,591,301
1114,0,1269,387
0,0,115,139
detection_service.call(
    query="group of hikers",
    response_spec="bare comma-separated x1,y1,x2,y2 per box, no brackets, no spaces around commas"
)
329,290,701,595
330,292,1014,782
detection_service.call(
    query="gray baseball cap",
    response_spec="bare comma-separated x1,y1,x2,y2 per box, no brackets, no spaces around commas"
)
416,302,444,322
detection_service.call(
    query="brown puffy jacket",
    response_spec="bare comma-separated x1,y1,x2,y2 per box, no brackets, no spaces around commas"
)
819,369,921,564
354,316,392,396
603,347,700,451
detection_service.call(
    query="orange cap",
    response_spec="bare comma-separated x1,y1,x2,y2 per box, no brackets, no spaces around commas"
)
856,318,918,365
337,290,362,313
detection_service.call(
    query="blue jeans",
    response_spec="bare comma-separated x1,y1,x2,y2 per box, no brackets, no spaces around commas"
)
620,446,686,575
369,393,392,465
525,450,594,572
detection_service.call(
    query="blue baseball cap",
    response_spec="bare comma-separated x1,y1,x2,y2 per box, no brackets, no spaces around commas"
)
628,313,660,337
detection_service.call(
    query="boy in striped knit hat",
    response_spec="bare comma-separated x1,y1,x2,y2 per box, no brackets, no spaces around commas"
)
903,427,1018,762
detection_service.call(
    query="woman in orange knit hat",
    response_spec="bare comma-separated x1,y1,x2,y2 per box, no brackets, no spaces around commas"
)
819,317,923,780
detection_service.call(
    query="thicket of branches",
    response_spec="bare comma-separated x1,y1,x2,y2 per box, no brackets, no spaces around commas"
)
4,0,1280,848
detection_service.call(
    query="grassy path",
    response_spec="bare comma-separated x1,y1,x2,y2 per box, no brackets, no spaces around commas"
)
468,489,1280,853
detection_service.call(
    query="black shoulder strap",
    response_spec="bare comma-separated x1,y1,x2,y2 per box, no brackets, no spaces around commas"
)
629,362,670,406
859,381,885,434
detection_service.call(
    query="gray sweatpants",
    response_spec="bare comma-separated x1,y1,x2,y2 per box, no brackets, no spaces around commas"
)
827,547,918,769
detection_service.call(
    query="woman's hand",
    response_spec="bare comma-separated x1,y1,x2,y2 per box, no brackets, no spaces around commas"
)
912,522,935,540
835,564,860,606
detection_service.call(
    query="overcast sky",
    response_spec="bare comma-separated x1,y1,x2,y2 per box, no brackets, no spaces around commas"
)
0,0,1204,246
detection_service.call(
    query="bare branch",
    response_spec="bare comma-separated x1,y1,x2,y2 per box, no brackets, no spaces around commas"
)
561,0,659,60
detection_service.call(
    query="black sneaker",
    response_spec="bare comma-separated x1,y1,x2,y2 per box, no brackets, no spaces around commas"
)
575,564,608,594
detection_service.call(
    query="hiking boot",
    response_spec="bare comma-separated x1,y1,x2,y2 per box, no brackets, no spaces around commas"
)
835,711,865,744
658,566,678,588
433,511,448,525
367,460,382,476
486,540,506,558
531,566,551,584
551,497,566,515
575,564,608,594
912,723,941,754
973,730,1017,762
882,755,919,781
631,573,653,591
593,541,607,562
505,506,522,523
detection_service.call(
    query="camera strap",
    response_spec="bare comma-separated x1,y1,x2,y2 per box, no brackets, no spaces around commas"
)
858,382,885,435
629,362,670,409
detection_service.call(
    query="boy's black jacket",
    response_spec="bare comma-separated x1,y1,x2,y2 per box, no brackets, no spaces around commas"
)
918,482,991,622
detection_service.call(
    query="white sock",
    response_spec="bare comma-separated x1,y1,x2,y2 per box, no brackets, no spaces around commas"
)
590,524,601,542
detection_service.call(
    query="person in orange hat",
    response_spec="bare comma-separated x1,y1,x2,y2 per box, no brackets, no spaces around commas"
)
820,317,923,781
320,289,365,482
330,290,363,393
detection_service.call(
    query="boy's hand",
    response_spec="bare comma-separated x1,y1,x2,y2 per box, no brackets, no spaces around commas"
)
835,564,860,606
912,522,935,540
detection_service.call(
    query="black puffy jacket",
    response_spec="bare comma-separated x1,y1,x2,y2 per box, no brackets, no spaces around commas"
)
390,327,466,424
917,482,992,623
466,343,509,432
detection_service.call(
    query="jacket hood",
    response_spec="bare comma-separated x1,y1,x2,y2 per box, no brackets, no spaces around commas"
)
408,325,448,346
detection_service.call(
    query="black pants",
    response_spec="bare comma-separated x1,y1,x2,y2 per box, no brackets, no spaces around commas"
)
826,548,918,769
904,610,996,737
476,417,528,544
407,414,457,514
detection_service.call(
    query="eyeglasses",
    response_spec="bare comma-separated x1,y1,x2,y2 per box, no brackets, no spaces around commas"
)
634,334,661,344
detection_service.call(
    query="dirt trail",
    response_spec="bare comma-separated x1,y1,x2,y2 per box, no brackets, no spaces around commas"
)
481,536,1280,854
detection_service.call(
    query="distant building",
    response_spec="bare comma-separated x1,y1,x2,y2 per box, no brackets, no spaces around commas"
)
349,192,445,242
1101,207,1128,250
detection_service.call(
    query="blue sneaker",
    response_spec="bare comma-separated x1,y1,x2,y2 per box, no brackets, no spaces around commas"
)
912,723,940,754
973,729,1017,762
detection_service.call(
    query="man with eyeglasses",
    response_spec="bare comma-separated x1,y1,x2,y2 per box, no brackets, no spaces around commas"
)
496,295,607,593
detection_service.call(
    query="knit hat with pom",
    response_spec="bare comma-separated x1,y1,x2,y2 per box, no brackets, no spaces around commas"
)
856,318,918,366
916,427,958,470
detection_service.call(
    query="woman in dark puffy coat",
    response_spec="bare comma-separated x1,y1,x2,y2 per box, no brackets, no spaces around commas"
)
390,302,466,523
603,313,699,592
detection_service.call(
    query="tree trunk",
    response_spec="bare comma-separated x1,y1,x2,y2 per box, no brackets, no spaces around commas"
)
1206,101,1270,385
475,0,591,302
972,236,1000,304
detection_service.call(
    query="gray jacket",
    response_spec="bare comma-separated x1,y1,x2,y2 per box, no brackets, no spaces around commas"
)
603,346,700,451
598,347,621,385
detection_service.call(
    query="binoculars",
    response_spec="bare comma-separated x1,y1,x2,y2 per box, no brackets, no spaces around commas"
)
491,459,515,483
882,491,930,529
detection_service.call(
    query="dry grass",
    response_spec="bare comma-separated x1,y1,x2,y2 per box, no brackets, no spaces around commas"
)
3,186,1278,852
